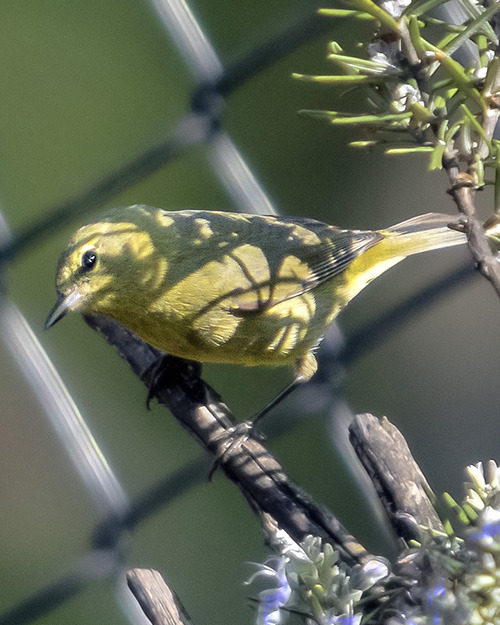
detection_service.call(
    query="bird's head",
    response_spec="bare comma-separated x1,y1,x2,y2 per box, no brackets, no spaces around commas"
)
45,205,166,329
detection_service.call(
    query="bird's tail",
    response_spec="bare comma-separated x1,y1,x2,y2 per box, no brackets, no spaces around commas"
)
336,213,467,308
384,212,466,257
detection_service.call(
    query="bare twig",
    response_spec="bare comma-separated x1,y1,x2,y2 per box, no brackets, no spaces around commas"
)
445,163,500,298
127,569,194,625
442,47,500,298
349,413,443,542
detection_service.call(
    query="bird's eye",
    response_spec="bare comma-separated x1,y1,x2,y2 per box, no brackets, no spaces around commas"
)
81,249,97,271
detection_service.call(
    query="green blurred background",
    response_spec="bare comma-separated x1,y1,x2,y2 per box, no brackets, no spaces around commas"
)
1,2,499,624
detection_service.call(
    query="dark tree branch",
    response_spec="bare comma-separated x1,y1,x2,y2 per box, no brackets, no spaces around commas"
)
83,314,370,568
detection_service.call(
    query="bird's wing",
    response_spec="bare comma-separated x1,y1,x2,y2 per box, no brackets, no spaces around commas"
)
225,227,383,315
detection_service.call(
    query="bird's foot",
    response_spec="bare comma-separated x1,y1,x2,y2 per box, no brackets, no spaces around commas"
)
141,354,202,409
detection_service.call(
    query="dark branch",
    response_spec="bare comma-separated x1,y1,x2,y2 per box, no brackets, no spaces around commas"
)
83,313,370,568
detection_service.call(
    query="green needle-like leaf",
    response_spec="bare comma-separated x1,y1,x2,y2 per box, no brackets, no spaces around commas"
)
300,110,412,125
456,0,497,41
327,52,395,74
443,492,470,525
318,8,375,20
429,141,446,170
443,0,500,57
419,16,466,32
292,73,391,84
385,146,434,153
342,0,401,32
461,104,494,154
426,43,486,111
408,15,430,61
483,56,500,98
494,140,500,213
349,140,378,147
403,0,454,18
461,503,478,521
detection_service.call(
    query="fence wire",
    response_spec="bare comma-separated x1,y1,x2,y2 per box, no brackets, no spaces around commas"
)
0,2,480,625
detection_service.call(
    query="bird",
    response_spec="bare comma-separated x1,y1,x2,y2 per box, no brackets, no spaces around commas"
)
45,205,468,420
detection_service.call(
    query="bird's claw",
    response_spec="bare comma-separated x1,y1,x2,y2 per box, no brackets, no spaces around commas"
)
208,420,266,480
141,354,203,409
140,355,171,410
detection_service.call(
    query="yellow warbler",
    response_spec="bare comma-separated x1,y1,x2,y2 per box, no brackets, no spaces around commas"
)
46,206,466,395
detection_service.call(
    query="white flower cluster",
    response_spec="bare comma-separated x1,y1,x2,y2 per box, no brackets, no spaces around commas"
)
247,533,388,625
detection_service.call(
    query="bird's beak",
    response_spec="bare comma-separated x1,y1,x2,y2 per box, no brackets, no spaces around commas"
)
45,289,83,329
